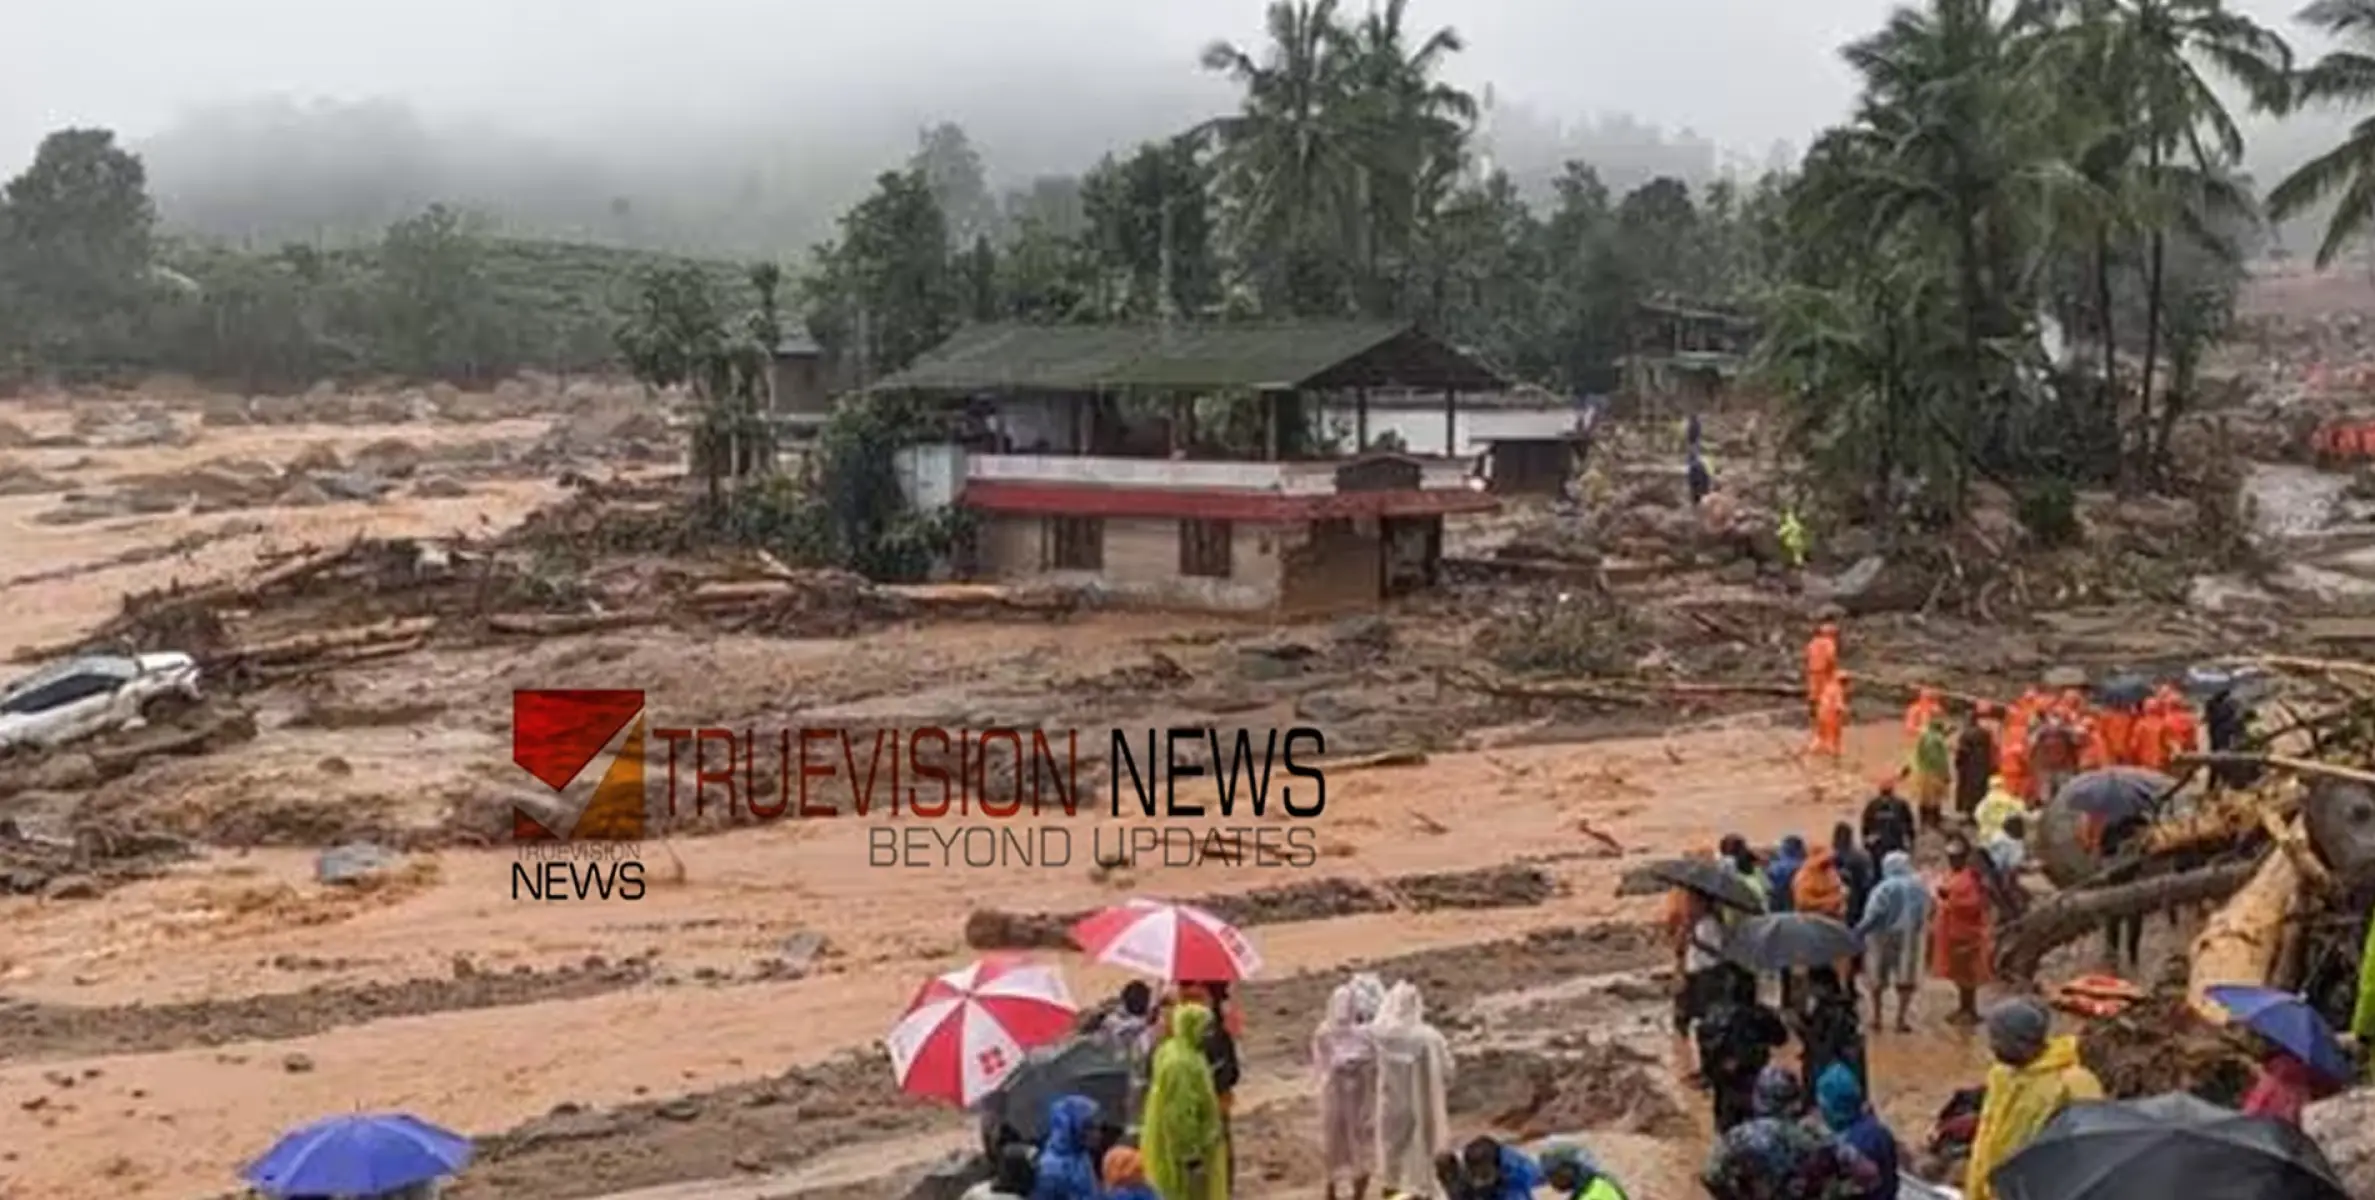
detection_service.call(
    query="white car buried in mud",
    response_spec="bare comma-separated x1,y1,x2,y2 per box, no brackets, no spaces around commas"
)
0,652,204,755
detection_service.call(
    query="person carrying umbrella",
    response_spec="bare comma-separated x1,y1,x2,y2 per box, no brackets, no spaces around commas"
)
1695,963,1792,1132
1142,1003,1228,1200
1312,980,1380,1200
1815,1062,1900,1200
1932,835,1993,1026
1720,835,1771,909
1373,982,1454,1197
1963,998,2103,1200
2209,984,2357,1126
963,1144,1041,1200
1029,1095,1104,1200
1855,850,1931,1033
1793,965,1867,1101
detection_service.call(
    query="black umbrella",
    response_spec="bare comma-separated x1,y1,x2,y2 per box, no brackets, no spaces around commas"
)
1721,912,1860,972
1991,1093,2350,1200
2053,768,2176,821
977,1036,1129,1150
1645,857,1764,913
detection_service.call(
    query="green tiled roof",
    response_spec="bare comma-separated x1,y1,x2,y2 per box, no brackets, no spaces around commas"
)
873,320,1506,393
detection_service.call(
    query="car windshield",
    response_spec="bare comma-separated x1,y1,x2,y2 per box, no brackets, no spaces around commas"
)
0,655,137,703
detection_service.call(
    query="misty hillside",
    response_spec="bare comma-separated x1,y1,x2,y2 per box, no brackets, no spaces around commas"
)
133,92,1763,258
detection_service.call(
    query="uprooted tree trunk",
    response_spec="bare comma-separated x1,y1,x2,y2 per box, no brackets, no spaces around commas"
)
1997,859,2261,981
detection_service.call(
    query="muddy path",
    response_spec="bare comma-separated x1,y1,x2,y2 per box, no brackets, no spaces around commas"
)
444,921,1663,1200
0,956,654,1062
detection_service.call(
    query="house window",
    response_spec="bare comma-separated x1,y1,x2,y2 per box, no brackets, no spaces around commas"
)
1180,519,1233,578
1047,516,1103,570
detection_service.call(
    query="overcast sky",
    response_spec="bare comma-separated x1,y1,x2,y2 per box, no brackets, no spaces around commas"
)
0,0,2329,176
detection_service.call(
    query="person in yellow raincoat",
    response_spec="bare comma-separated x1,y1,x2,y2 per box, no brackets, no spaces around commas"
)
1778,509,1808,568
1965,999,2104,1200
1142,1002,1228,1200
1973,776,2024,843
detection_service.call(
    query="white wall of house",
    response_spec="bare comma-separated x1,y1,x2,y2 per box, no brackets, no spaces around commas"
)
1317,404,1578,457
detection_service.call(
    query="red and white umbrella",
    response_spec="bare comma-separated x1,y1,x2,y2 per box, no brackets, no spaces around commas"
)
885,957,1077,1106
1070,898,1262,982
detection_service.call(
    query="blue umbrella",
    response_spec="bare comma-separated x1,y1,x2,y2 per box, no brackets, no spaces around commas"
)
2204,984,2356,1084
242,1112,474,1197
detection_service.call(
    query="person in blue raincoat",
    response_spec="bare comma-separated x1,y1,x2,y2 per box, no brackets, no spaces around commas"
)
1029,1094,1102,1200
1765,836,1808,913
1816,1062,1900,1200
1450,1135,1542,1199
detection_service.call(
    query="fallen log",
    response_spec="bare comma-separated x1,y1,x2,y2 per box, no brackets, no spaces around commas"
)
688,580,793,605
1314,749,1429,772
486,611,657,636
1994,859,2260,981
2188,836,2307,1023
2177,751,2375,789
208,618,437,670
1451,669,1803,704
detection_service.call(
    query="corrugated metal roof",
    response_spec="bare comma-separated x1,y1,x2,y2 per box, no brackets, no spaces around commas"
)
873,321,1505,393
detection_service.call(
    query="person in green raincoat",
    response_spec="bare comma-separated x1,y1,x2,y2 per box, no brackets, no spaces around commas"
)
1777,509,1808,568
1142,1002,1228,1200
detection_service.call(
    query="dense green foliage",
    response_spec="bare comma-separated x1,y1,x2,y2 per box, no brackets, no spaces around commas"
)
0,0,2353,542
0,130,744,390
1756,0,2289,523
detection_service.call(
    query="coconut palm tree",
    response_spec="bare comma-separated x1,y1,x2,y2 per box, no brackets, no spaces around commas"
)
2080,0,2288,446
1337,0,1478,311
1200,0,1365,314
2268,0,2375,265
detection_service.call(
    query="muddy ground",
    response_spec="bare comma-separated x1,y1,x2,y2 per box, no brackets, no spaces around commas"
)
0,346,2360,1200
443,924,1671,1200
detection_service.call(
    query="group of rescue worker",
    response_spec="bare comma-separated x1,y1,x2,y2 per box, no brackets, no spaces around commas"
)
1801,621,2228,811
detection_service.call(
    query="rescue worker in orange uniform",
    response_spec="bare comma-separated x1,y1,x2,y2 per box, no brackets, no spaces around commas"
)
2000,693,2036,801
2131,697,2171,773
2093,699,2137,768
1806,623,1841,722
1904,687,1944,745
1811,674,1849,759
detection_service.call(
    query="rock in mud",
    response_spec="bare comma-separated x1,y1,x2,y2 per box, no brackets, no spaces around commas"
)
1395,864,1557,911
2305,1085,2375,1198
282,1053,315,1073
315,842,402,886
1446,1044,1689,1139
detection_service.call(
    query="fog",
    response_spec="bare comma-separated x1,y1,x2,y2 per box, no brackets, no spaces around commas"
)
5,0,2353,256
